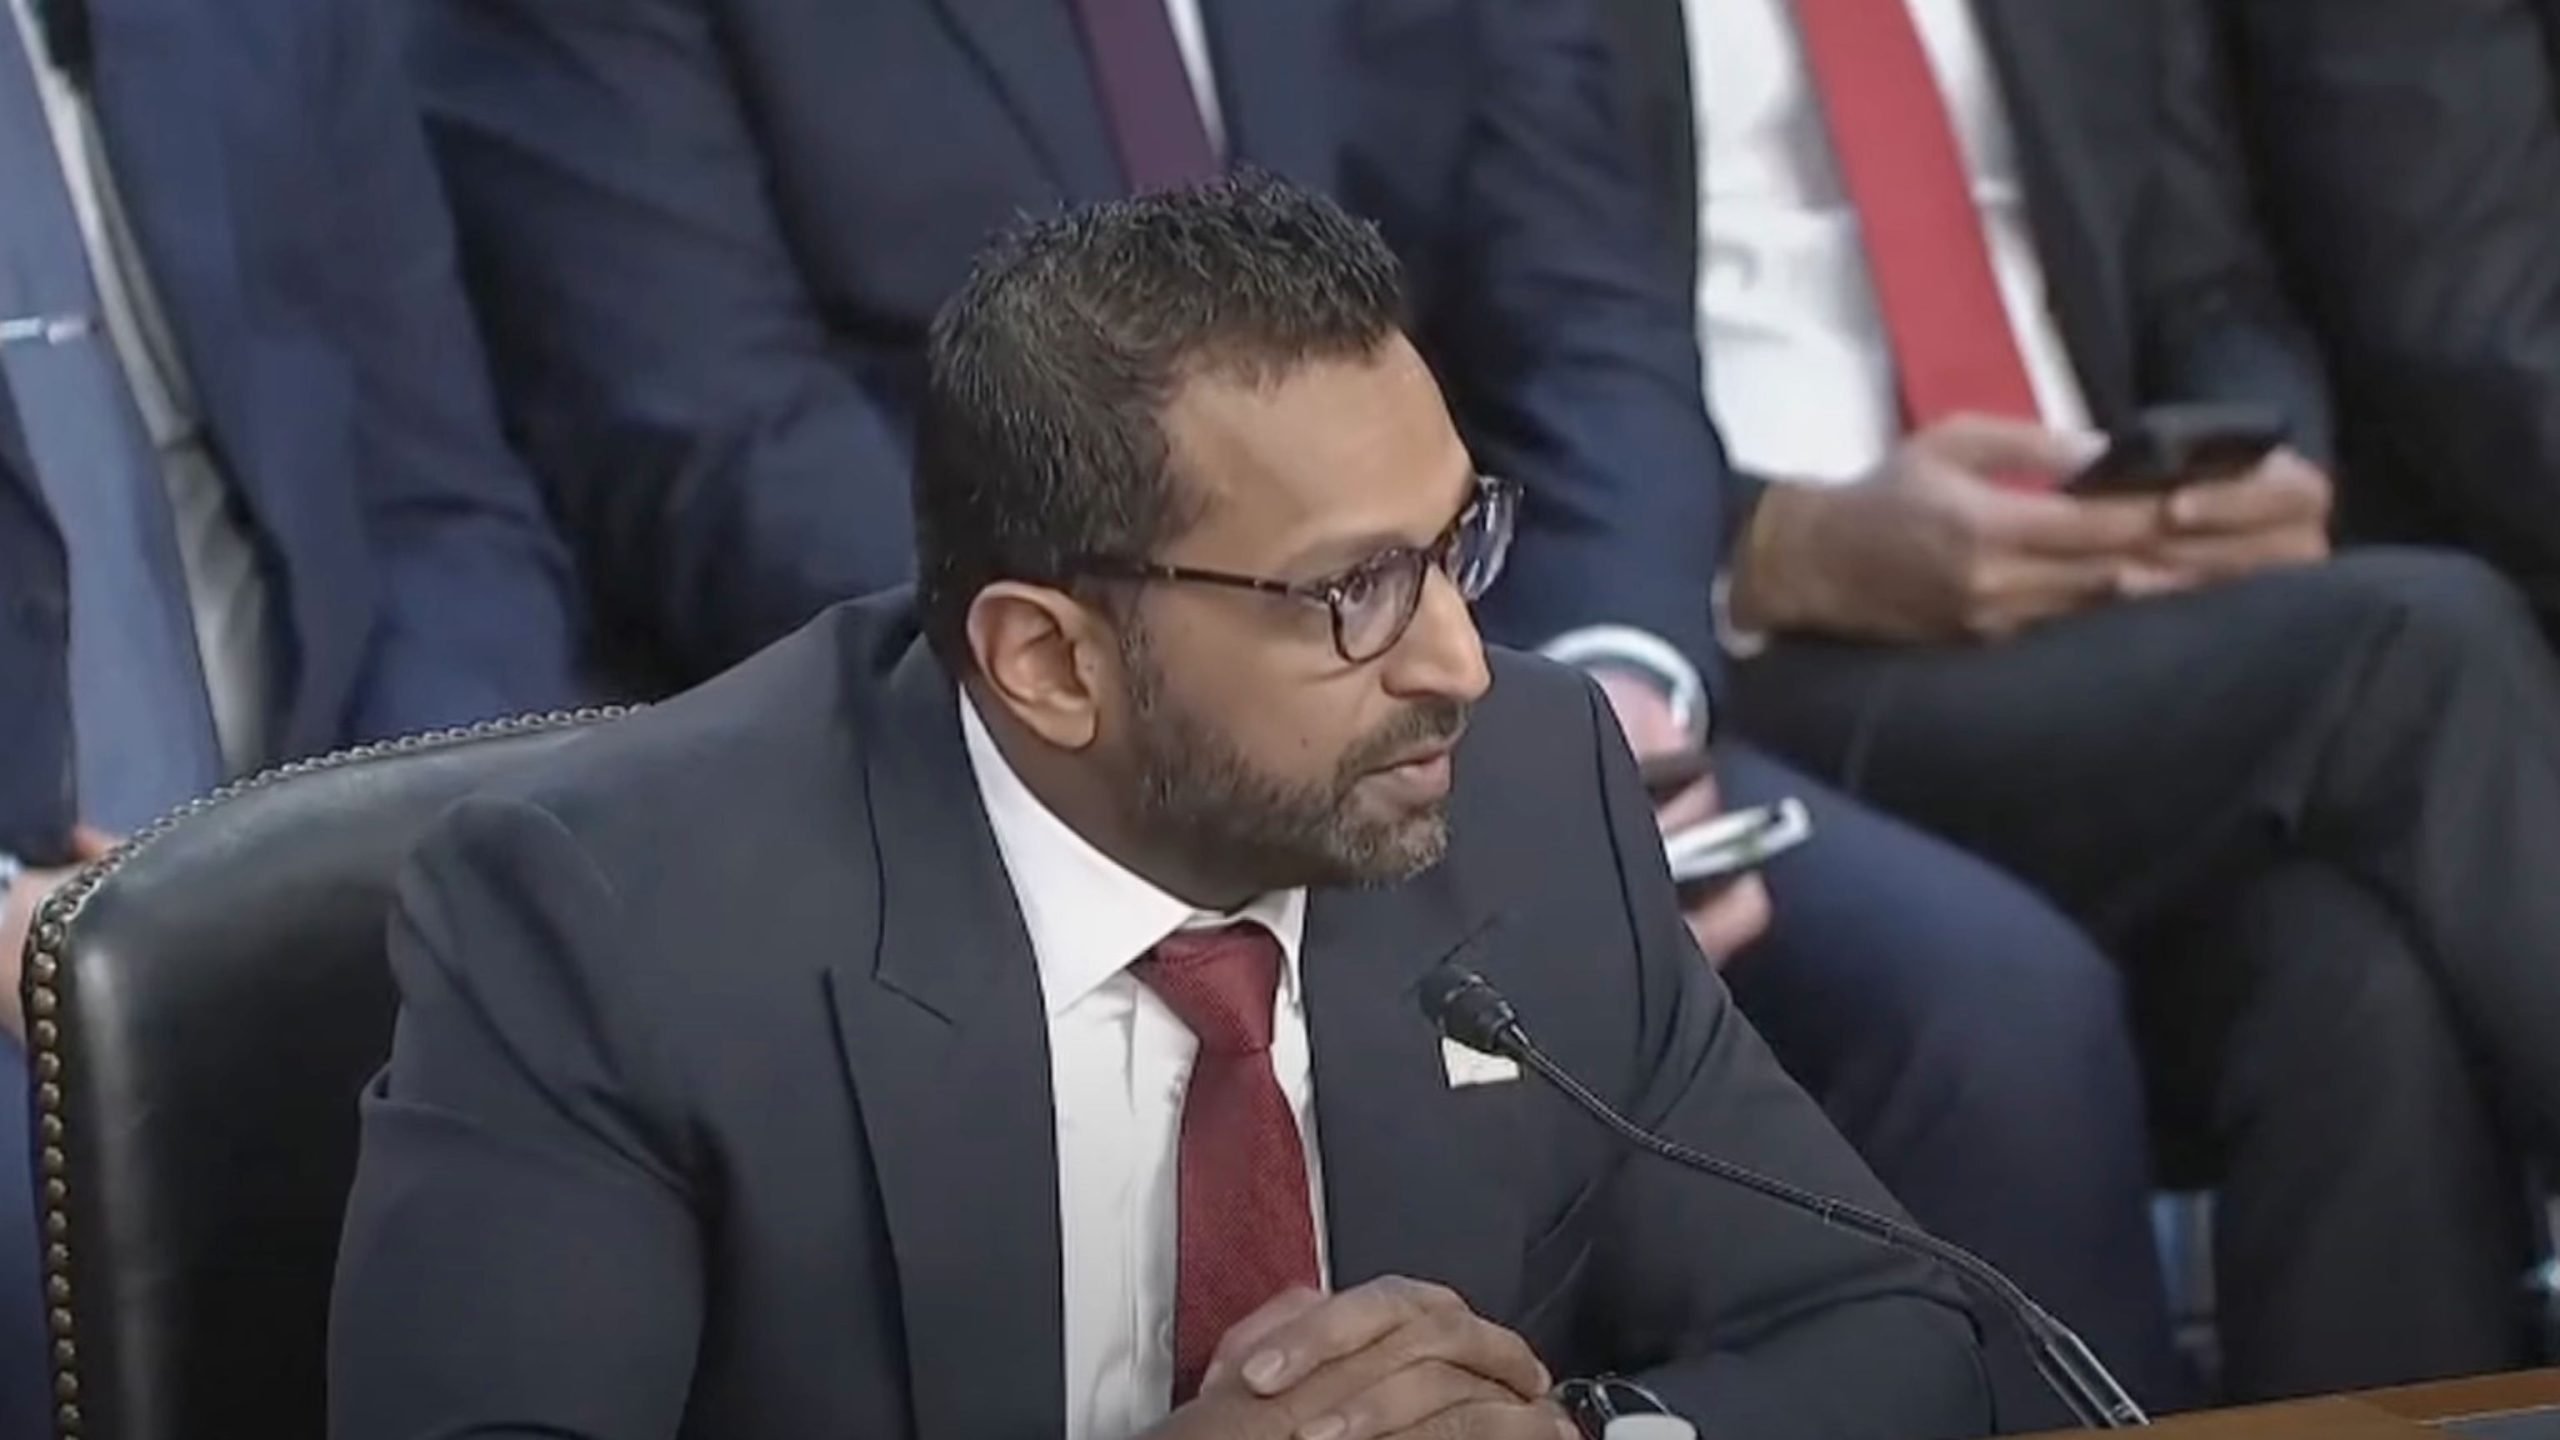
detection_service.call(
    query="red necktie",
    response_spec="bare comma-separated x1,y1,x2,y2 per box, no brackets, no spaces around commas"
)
1071,0,1220,194
1791,0,2046,478
1135,924,1321,1405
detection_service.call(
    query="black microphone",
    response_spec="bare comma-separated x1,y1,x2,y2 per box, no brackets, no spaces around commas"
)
1419,963,2148,1431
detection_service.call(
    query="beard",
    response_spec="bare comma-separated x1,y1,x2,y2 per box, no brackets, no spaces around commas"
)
1117,633,1468,891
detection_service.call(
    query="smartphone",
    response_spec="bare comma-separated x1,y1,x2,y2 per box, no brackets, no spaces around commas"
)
2069,403,2289,498
1665,798,1814,890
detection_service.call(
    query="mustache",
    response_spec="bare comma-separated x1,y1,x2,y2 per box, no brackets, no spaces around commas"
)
1344,699,1470,775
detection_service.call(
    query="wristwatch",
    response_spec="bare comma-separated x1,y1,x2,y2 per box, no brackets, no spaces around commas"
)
1553,1376,1691,1439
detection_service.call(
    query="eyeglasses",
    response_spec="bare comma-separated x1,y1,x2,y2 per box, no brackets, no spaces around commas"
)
1074,474,1520,664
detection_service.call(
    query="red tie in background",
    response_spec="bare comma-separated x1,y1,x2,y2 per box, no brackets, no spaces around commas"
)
1071,0,1220,194
1134,923,1321,1405
1791,0,2047,480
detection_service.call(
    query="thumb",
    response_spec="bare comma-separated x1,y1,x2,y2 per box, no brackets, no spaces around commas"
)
1919,415,2104,482
68,827,119,863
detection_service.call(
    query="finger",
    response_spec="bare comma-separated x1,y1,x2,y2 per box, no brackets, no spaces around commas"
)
68,827,118,862
1685,873,1772,968
1962,555,2129,638
1240,1278,1468,1396
1653,777,1716,836
1975,488,2167,560
1409,1298,1550,1401
1636,750,1710,803
1288,1360,1514,1440
1390,1401,1584,1440
1919,414,2106,480
2166,454,2332,534
2113,562,2203,602
1205,1287,1332,1394
2147,525,2332,585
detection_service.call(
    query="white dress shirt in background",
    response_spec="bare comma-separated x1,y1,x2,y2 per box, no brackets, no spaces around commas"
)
1687,0,2092,485
961,694,1327,1440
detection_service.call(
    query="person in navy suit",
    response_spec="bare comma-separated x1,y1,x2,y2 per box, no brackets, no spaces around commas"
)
413,0,2192,1416
0,0,588,1428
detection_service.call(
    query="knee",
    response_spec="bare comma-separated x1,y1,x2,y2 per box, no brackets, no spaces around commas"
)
1897,887,2139,1102
2305,940,2468,1093
2313,548,2539,660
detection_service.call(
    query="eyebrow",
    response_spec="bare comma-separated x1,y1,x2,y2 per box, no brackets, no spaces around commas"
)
1274,470,1478,579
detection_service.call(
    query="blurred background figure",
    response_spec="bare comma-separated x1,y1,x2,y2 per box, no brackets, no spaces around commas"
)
0,0,589,1429
1597,0,2560,1406
2214,0,2560,635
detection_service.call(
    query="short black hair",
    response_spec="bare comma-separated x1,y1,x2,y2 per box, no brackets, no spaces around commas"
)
914,171,1407,667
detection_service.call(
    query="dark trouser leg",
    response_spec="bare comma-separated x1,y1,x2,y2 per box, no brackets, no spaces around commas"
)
1732,547,2554,1391
1,1042,47,1440
2168,865,2534,1400
1720,743,2190,1425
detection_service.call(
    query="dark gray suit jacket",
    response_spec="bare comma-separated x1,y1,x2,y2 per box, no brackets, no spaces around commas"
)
2219,0,2560,623
326,592,1990,1440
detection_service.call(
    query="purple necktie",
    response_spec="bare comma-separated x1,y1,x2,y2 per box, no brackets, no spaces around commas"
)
1070,0,1219,194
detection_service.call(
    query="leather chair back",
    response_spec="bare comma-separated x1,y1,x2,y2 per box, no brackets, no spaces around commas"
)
19,711,627,1440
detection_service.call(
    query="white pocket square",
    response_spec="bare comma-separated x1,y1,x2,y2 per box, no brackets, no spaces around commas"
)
1441,1037,1521,1089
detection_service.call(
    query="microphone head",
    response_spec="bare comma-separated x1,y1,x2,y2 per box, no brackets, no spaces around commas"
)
1418,962,1522,1056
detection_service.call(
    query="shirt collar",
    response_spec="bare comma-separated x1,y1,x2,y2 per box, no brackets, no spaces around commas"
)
960,691,1307,1018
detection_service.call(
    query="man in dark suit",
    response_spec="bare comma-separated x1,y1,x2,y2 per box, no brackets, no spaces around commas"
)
330,177,1991,1440
415,0,2191,1413
1599,0,2560,1402
0,0,588,1429
2211,0,2560,630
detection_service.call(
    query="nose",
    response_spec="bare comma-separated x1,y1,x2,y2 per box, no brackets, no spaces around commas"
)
1381,567,1492,705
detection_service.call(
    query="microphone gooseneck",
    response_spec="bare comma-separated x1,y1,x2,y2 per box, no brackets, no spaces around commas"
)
1419,964,2148,1431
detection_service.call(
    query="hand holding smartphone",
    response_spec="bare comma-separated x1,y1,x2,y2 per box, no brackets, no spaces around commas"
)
2068,403,2289,499
1666,798,1813,891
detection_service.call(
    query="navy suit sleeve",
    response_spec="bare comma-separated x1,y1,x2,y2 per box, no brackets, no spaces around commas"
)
320,0,590,737
1570,679,1994,1439
1436,0,1732,691
331,796,702,1440
2135,0,2338,469
414,0,917,682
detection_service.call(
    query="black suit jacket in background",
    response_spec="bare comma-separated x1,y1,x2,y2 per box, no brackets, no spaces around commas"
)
1593,0,2336,511
2218,0,2560,624
327,593,1991,1440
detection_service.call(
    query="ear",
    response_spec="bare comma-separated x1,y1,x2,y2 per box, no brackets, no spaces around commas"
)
965,582,1119,751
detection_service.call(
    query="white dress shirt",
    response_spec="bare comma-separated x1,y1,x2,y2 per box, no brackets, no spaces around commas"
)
961,694,1327,1440
1688,0,2092,485
5,0,274,774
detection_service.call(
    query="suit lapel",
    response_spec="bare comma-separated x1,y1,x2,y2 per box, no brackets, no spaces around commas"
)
85,0,378,751
1303,872,1520,1316
1201,0,1342,188
829,640,1068,1438
87,0,254,454
927,0,1125,202
1967,0,2136,416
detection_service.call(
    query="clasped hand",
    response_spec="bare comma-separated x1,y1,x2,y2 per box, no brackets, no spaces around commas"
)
1146,1278,1577,1440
